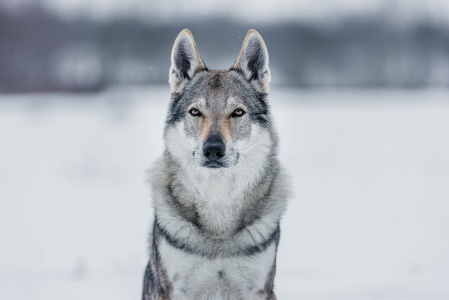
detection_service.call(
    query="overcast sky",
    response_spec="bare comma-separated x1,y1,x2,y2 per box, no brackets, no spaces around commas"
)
3,0,449,24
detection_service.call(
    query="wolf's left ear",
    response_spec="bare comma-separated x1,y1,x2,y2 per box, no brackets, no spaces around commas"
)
169,29,207,93
231,30,271,92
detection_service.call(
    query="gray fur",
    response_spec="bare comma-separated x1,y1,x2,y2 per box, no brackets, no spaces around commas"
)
142,29,290,300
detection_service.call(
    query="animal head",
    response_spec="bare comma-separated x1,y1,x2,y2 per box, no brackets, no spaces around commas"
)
164,29,277,172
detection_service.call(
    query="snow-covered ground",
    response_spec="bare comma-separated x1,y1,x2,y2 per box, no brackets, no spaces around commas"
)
1,86,448,299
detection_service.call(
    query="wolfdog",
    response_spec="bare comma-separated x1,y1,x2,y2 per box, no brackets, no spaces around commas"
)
142,29,290,300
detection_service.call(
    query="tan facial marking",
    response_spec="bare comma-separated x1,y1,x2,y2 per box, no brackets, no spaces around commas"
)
220,117,233,144
199,116,212,144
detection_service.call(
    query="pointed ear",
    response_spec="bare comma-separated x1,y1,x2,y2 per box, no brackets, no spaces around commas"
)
231,29,271,92
169,29,206,93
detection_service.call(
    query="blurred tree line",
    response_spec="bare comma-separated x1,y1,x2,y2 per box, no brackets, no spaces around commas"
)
0,4,448,92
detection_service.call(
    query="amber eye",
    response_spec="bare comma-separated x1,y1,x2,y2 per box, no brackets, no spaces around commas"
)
231,108,245,117
189,108,202,117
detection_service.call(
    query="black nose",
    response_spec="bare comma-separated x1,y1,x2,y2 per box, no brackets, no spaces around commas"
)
203,134,226,161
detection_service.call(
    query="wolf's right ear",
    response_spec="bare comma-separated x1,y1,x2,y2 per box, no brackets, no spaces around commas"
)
169,29,206,93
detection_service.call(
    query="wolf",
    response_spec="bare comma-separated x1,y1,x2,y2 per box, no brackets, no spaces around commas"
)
142,29,290,300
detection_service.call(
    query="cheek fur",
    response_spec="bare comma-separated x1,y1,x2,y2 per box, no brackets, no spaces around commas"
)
236,124,272,168
231,117,252,143
165,122,196,161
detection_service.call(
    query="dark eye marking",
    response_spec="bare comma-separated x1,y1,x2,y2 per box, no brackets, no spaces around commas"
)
251,109,267,116
188,108,202,117
231,108,246,118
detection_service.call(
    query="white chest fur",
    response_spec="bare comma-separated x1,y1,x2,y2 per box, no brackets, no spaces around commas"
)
183,169,250,238
159,239,276,300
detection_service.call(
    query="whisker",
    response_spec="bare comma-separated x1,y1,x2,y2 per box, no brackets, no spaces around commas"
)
239,140,259,151
240,153,260,170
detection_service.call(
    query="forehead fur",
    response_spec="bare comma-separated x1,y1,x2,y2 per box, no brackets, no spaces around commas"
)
166,70,270,125
190,71,252,104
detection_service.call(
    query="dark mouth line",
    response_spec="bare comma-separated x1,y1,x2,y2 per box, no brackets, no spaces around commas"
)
207,165,221,168
203,162,227,169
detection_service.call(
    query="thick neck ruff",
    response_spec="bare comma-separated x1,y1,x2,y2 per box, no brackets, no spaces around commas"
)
171,154,272,239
